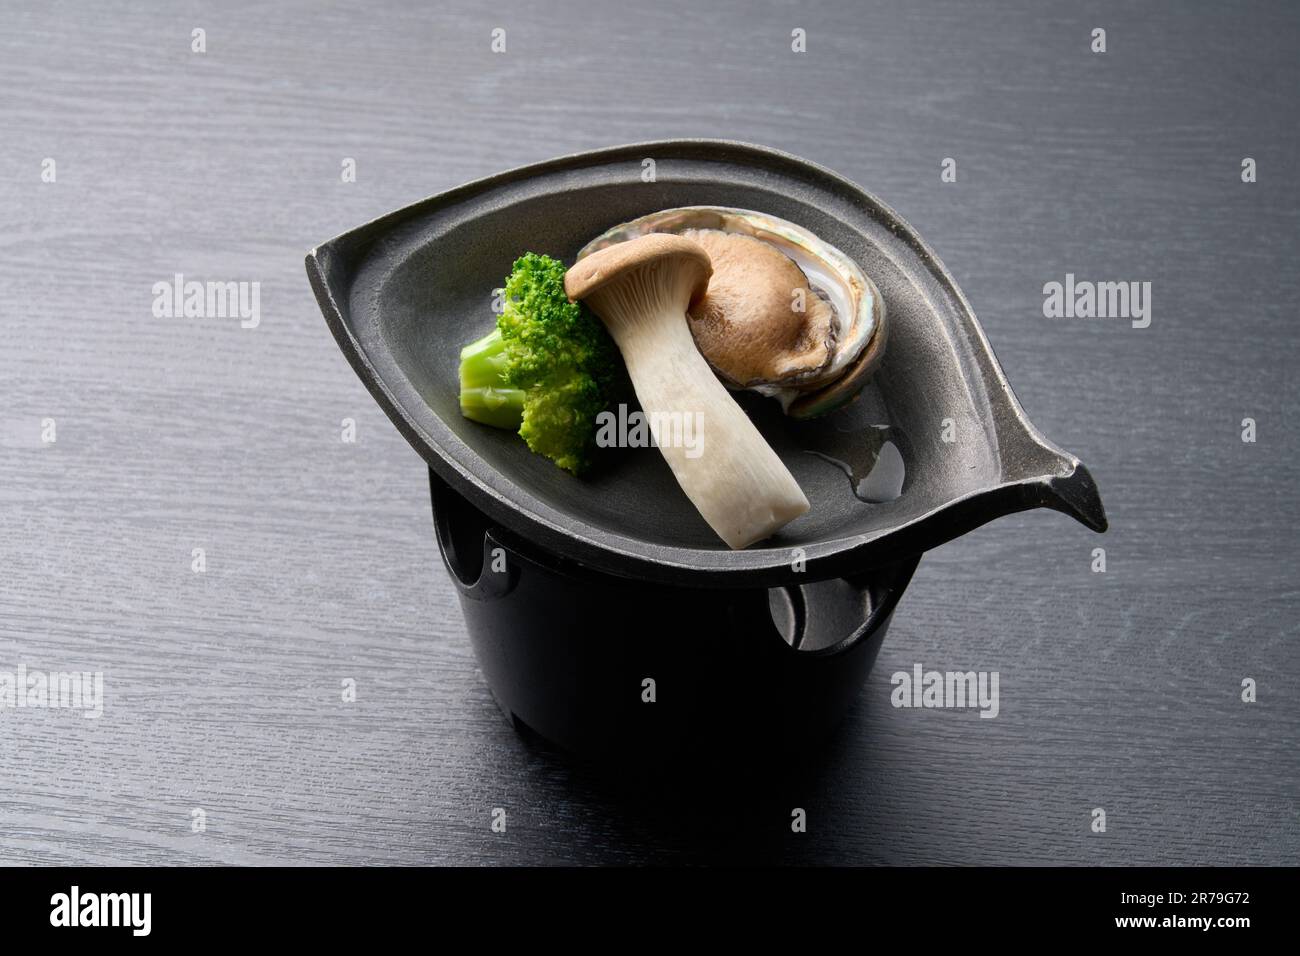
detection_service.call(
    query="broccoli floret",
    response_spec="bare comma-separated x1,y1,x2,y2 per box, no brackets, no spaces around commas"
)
459,253,619,475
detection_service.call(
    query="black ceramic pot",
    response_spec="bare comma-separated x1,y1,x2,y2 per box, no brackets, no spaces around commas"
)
307,141,1107,768
431,469,919,769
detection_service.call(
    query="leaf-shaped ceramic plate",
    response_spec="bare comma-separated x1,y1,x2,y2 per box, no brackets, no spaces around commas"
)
307,140,1105,587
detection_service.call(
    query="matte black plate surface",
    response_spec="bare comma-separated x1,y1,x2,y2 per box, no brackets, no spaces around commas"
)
307,140,1105,587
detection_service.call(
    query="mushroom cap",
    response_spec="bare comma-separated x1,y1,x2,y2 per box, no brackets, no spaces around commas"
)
680,229,837,389
576,206,887,419
564,233,711,305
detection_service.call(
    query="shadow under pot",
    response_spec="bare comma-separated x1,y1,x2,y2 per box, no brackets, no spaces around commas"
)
430,470,920,771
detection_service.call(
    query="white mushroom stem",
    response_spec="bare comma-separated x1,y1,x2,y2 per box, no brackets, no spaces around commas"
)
566,235,809,549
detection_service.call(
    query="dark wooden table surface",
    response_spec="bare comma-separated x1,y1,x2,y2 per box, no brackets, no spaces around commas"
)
2,0,1296,865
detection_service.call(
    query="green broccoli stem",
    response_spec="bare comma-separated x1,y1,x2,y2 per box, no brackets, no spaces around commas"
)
459,328,524,429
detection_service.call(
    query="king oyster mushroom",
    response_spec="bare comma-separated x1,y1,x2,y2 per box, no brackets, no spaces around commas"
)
576,207,886,419
565,234,809,550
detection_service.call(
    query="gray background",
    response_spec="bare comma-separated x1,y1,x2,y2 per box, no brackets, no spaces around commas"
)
1,0,1296,865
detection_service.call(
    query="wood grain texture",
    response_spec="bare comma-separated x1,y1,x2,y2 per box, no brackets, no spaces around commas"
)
1,0,1297,865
